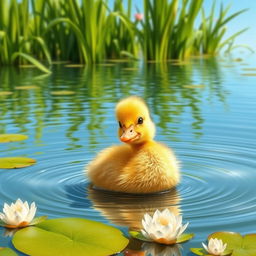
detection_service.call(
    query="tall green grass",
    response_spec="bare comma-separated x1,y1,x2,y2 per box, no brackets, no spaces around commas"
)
196,2,248,55
0,0,51,72
0,0,248,71
140,0,204,60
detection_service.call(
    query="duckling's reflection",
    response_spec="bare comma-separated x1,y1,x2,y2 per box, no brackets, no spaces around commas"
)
88,186,181,230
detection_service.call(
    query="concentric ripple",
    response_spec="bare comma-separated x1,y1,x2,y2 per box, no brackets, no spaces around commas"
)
0,59,256,255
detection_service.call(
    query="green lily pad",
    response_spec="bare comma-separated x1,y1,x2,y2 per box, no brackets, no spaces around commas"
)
51,90,75,95
97,63,115,67
208,232,256,256
123,68,138,71
64,64,85,68
241,73,256,76
129,230,194,244
242,68,256,71
15,86,40,90
0,216,47,228
30,216,48,226
0,157,36,169
19,64,36,68
183,84,205,89
129,231,152,242
176,233,194,243
0,91,13,96
0,134,28,143
12,218,129,256
0,247,18,256
190,247,231,256
190,248,206,256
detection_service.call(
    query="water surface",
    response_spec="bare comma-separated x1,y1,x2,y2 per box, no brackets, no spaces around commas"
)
0,55,256,255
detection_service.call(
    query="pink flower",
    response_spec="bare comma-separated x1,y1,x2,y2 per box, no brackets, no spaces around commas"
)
135,13,143,21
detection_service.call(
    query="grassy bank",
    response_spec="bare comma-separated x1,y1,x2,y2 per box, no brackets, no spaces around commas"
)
0,0,247,72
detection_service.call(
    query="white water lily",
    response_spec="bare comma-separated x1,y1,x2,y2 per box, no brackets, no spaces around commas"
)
141,209,189,245
202,238,227,256
0,199,37,228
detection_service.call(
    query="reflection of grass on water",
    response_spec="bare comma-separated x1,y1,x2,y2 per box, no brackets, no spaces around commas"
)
0,59,228,149
0,0,247,72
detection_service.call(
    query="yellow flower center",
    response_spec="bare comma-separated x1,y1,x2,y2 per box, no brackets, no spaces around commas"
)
158,217,169,226
15,205,23,212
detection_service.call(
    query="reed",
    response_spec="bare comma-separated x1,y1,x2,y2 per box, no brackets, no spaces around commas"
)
138,0,204,61
0,0,51,72
0,0,248,71
196,2,248,55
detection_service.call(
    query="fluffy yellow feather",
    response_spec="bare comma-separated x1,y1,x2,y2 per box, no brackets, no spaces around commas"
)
86,96,180,193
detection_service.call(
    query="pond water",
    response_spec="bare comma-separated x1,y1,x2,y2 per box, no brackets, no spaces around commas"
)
0,55,256,255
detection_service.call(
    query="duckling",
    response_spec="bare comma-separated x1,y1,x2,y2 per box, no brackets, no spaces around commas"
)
86,96,180,193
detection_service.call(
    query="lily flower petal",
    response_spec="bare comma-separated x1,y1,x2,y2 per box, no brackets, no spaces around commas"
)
0,199,38,228
141,209,189,245
202,238,227,255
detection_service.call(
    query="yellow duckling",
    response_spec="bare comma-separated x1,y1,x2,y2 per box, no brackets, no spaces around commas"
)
86,96,180,193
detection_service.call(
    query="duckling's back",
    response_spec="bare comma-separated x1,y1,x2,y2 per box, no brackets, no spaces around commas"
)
87,141,180,194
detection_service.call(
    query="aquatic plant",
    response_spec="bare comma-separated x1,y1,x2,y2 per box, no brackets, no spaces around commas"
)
0,157,36,169
105,0,138,59
202,238,227,256
0,134,28,143
0,0,51,72
191,232,256,256
0,199,46,228
44,0,136,63
130,209,194,245
195,2,248,55
12,218,129,256
0,247,18,256
0,0,248,67
137,0,204,60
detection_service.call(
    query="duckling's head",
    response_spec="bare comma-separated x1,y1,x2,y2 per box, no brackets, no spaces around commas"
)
116,96,155,145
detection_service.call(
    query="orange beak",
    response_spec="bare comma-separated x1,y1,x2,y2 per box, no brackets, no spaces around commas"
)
120,125,139,143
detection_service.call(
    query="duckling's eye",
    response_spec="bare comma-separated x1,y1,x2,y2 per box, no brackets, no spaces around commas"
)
137,117,143,124
118,121,122,128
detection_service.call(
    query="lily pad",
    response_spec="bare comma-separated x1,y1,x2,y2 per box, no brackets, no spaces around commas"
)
176,233,194,243
242,68,256,71
0,157,36,169
190,248,205,256
51,90,75,95
15,86,40,90
241,73,256,76
208,232,256,256
0,134,28,143
51,61,70,64
0,216,47,228
123,68,138,71
190,247,231,256
19,64,36,68
12,218,129,256
129,230,194,245
129,231,152,242
97,63,115,66
183,84,205,89
108,59,130,63
0,91,13,96
64,64,85,68
0,247,18,256
171,62,190,66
